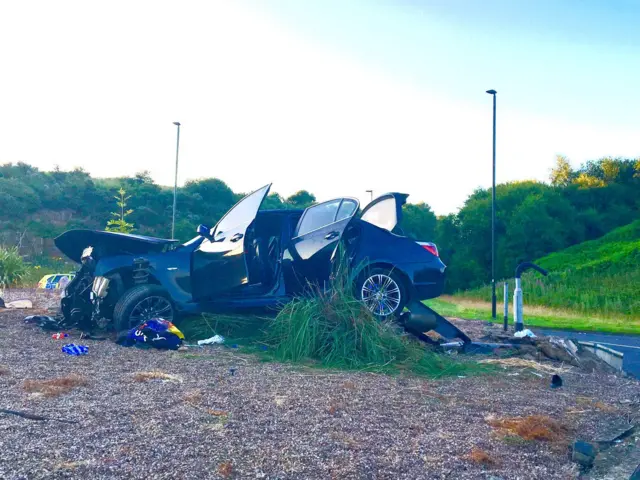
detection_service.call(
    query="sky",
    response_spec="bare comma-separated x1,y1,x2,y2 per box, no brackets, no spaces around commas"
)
1,0,638,215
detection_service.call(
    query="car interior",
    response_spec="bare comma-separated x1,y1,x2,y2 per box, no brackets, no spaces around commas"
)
244,211,301,290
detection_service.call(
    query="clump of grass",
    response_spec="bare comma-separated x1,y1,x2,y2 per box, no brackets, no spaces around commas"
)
468,448,497,466
23,375,88,397
487,415,567,442
264,255,484,377
132,371,182,383
217,462,233,478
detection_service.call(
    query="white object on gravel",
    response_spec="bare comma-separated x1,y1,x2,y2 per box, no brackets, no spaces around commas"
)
5,299,33,309
514,329,536,338
197,335,225,345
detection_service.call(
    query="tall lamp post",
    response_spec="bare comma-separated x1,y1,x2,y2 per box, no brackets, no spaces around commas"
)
486,89,497,319
171,122,181,240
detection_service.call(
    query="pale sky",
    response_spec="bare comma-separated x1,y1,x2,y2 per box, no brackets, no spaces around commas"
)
1,0,638,214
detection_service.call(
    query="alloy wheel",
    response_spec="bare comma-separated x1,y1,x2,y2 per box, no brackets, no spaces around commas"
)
129,295,174,327
361,273,402,317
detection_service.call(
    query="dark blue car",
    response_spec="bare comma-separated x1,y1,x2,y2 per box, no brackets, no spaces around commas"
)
55,185,446,332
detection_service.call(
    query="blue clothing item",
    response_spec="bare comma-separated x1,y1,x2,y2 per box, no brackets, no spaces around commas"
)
62,344,89,355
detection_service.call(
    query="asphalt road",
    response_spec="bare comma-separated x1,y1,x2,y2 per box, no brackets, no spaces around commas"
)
533,328,640,378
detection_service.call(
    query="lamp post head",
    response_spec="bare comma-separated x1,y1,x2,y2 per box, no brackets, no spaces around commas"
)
486,89,497,95
173,122,181,126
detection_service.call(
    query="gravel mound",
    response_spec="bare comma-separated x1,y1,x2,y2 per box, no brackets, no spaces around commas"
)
1,295,639,479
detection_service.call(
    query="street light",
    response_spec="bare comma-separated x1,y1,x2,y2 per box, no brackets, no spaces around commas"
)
366,190,373,202
171,122,181,240
486,89,497,319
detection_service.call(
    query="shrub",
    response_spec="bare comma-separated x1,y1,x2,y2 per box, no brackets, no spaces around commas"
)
0,246,27,288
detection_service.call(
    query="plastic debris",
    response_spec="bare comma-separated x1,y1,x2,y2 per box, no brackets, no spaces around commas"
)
197,335,225,346
62,344,89,356
514,329,536,338
51,332,69,340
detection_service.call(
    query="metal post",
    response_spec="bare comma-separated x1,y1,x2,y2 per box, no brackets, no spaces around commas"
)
490,92,497,319
513,277,523,332
503,282,509,331
171,122,181,240
485,90,497,319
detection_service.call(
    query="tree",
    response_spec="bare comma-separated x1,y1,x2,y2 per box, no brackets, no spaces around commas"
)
402,203,437,240
286,190,316,208
550,155,573,186
601,157,621,184
106,188,135,233
573,173,605,188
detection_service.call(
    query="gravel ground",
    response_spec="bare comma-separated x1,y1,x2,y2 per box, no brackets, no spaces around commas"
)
1,290,639,479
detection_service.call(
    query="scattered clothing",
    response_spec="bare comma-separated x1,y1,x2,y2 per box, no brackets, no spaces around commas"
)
24,315,64,331
62,344,89,355
51,332,69,340
117,318,184,350
197,335,225,346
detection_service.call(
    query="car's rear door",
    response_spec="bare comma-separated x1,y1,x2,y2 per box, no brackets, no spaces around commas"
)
191,184,271,300
286,197,359,288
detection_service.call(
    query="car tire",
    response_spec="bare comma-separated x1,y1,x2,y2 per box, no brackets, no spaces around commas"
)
356,268,408,319
112,284,176,332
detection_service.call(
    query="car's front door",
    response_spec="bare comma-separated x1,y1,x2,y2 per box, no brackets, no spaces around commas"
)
285,197,359,289
191,184,271,300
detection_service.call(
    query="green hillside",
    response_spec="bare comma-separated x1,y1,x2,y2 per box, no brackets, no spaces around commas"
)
457,220,640,320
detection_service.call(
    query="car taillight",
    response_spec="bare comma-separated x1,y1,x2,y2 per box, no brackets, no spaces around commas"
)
420,242,439,257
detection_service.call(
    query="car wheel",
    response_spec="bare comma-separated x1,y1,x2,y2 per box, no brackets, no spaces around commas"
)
357,268,408,319
112,284,175,332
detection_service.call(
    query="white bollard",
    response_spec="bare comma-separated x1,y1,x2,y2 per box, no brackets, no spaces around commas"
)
513,277,523,332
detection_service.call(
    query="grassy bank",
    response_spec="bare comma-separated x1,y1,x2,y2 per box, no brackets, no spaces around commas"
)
427,296,640,335
457,220,640,322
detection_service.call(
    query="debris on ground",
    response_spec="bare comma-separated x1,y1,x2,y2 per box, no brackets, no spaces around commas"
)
23,375,88,397
487,414,568,442
514,328,536,338
478,358,572,375
3,299,33,309
116,318,184,350
61,344,89,356
198,334,225,346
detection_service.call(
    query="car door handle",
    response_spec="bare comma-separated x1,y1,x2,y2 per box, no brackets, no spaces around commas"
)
230,233,244,242
324,231,339,240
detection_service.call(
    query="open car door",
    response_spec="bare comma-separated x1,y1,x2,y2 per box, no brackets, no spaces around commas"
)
359,192,408,233
286,197,359,288
191,184,271,300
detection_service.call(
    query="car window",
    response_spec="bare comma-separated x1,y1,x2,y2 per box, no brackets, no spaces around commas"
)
336,199,358,222
214,184,270,237
361,196,397,231
296,199,341,236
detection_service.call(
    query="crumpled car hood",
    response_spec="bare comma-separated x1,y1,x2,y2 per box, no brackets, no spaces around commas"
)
55,229,178,263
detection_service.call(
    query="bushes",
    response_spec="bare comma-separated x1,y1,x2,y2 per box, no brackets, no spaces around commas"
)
0,246,27,288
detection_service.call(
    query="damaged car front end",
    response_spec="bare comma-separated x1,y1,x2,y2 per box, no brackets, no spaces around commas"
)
55,230,188,332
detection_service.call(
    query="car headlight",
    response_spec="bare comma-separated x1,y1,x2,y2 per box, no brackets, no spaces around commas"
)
92,276,110,298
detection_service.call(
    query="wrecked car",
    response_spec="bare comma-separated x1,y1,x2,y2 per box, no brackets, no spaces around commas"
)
54,184,447,332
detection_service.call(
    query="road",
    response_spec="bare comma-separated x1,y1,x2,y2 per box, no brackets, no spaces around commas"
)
533,328,640,378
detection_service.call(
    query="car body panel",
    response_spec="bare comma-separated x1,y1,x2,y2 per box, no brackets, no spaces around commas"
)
191,184,271,300
55,229,178,263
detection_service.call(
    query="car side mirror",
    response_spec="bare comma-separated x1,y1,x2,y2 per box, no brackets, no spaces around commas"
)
197,224,213,240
